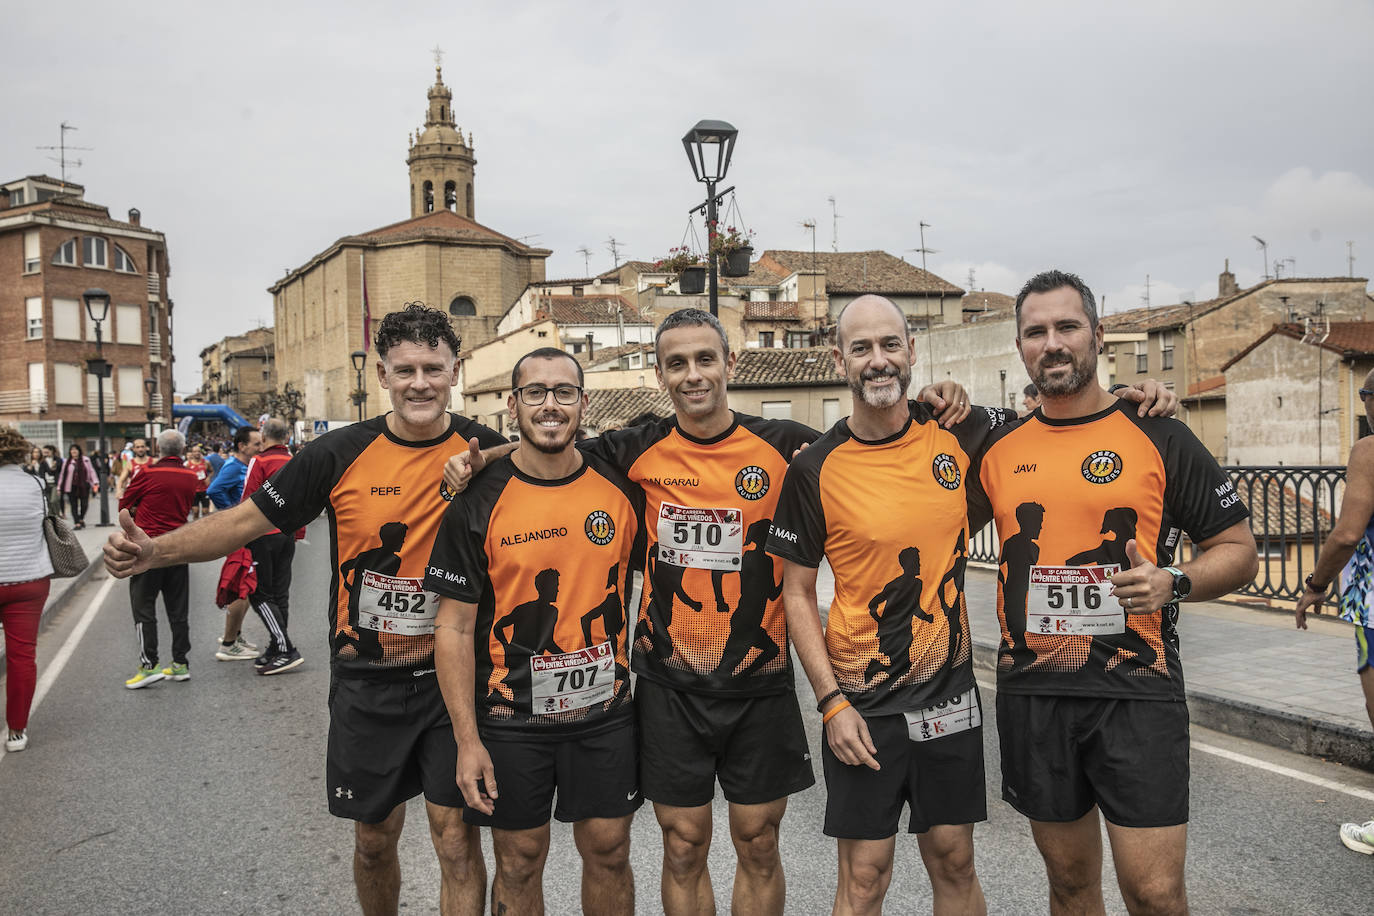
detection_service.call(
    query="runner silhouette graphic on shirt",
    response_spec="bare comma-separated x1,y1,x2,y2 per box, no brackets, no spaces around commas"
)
338,521,408,661
642,542,703,662
1000,502,1044,669
936,529,969,667
580,563,630,686
864,546,926,685
495,568,565,700
713,520,782,679
1066,506,1159,675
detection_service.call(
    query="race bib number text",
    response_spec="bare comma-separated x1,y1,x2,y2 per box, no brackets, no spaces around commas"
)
1027,565,1124,635
904,688,982,742
530,642,615,714
656,503,743,571
359,572,439,636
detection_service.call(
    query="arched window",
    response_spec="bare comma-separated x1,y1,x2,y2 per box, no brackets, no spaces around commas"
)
113,244,137,273
444,181,457,212
465,183,474,219
423,181,434,213
449,296,476,317
51,237,77,266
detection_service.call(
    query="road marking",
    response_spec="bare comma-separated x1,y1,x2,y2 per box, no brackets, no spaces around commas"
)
2,575,118,760
1192,741,1374,803
975,676,1374,803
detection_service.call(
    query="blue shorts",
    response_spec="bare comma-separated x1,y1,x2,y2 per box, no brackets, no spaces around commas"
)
1357,626,1374,673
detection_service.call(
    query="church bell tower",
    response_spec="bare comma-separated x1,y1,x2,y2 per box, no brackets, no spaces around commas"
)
407,49,476,220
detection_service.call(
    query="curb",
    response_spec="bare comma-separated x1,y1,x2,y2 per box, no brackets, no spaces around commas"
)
0,553,103,668
971,641,1374,773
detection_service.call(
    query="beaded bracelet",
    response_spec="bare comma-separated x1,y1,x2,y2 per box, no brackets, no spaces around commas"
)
815,688,843,712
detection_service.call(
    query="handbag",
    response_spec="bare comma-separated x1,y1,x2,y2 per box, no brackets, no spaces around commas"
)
32,477,88,577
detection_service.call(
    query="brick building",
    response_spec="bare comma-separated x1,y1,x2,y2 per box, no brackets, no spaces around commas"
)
198,326,276,417
269,62,550,421
0,174,173,447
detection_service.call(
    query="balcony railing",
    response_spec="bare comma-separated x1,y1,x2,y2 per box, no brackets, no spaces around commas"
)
149,331,162,359
148,272,161,299
967,465,1347,605
0,388,49,413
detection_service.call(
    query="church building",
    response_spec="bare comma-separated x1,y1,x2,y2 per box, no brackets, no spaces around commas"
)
270,58,550,421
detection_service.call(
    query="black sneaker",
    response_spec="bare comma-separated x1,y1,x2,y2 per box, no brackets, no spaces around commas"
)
257,649,304,676
252,651,277,669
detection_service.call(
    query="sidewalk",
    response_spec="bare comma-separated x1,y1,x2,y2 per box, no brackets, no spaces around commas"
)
813,563,1374,771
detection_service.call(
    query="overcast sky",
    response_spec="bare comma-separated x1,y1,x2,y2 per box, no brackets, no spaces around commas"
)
8,0,1372,393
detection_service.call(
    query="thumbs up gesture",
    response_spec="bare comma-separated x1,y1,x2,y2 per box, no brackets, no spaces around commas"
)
103,508,156,578
1109,538,1171,613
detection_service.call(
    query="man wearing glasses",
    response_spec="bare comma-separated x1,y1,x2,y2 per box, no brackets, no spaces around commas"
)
427,347,644,914
1296,367,1374,855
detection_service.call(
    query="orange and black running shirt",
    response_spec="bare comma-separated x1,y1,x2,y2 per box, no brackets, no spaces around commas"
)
423,454,643,739
249,413,506,681
767,401,1014,716
579,413,818,697
972,400,1250,700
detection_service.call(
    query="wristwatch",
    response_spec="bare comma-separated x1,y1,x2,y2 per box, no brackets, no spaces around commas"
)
1305,573,1330,593
1162,566,1191,602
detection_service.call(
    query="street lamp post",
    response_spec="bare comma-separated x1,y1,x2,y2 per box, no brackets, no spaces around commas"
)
82,288,112,527
682,120,738,317
144,376,157,438
350,350,368,423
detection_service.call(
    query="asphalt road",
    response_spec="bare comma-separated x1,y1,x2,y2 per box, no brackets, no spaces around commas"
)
3,521,1373,914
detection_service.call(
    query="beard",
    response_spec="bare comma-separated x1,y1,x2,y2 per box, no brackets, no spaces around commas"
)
519,411,578,454
1033,349,1096,396
848,364,911,409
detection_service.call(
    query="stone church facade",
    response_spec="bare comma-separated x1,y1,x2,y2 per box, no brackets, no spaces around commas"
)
269,61,550,421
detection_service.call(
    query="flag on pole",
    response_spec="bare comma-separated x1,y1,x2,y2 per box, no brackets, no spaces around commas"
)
361,253,372,353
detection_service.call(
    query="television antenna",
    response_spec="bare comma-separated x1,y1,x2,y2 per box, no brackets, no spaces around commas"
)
36,121,92,189
908,221,937,272
1252,236,1270,280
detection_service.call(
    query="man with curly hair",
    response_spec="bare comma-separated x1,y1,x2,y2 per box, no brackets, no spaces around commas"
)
105,303,505,916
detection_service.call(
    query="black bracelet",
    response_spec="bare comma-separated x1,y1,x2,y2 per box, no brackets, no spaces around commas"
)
1306,573,1330,592
816,688,843,712
1109,383,1129,394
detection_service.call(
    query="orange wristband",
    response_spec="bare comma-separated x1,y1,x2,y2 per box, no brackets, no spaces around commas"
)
821,699,851,724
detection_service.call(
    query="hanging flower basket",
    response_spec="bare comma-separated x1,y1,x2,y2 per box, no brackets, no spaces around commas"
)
721,245,754,278
678,266,707,294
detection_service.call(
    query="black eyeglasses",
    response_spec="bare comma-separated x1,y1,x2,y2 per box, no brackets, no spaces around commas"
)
514,384,582,407
1361,389,1374,400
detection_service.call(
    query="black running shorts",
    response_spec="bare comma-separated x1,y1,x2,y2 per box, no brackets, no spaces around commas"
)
326,675,464,823
821,709,987,839
462,716,642,830
636,678,815,808
997,692,1190,828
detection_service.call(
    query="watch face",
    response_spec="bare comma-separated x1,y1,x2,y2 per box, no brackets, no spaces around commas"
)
1174,572,1192,599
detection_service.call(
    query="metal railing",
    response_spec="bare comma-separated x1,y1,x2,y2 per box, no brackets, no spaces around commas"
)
967,465,1346,604
148,272,161,298
149,331,162,359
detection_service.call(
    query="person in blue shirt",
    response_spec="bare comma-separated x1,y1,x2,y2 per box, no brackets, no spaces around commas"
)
208,426,262,660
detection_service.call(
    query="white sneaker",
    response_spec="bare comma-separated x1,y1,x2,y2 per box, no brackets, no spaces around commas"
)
234,635,260,654
1339,820,1374,854
5,729,28,753
215,638,259,661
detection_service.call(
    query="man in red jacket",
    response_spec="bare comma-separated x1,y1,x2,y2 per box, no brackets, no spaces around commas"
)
120,430,201,688
242,417,305,674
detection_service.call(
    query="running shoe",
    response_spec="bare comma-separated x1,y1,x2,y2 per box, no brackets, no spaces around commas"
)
257,649,304,676
215,639,258,661
125,667,165,689
161,662,191,681
5,729,28,753
1339,820,1374,855
234,635,260,654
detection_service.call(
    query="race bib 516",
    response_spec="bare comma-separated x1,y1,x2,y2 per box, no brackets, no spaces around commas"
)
1027,565,1124,635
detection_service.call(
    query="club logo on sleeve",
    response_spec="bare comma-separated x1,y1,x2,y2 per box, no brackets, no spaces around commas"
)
584,510,616,545
1081,450,1123,484
438,480,456,502
735,465,770,501
932,453,961,490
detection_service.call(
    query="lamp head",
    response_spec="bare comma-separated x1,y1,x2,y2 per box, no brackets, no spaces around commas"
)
351,350,367,372
682,120,738,184
82,288,111,322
